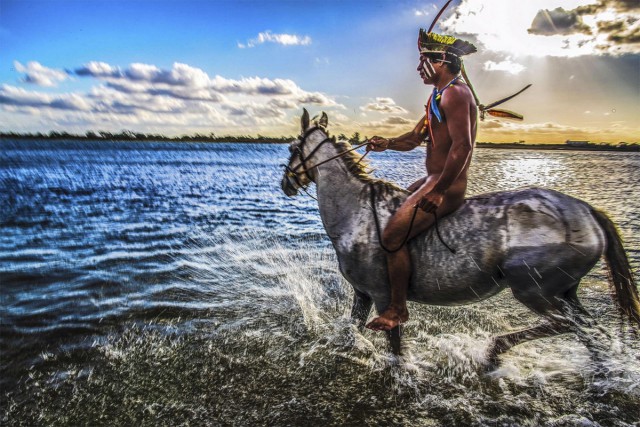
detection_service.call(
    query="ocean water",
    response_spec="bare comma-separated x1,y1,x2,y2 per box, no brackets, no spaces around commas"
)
1,139,639,426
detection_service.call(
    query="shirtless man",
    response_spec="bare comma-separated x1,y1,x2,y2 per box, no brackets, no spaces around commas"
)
365,31,478,331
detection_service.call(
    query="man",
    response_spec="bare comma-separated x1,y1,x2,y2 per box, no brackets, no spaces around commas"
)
365,31,478,331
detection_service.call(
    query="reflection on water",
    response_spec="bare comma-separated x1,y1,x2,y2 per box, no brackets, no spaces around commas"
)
494,157,564,187
1,140,639,425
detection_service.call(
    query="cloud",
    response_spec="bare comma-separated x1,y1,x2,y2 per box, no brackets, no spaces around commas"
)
441,0,640,56
75,61,122,78
268,98,297,109
0,84,91,111
222,101,286,120
210,76,298,95
527,7,591,36
577,0,640,14
3,60,345,135
238,31,312,48
483,59,526,75
476,119,636,143
361,97,408,114
597,16,640,45
13,61,69,87
526,1,640,52
357,115,415,133
72,61,342,108
384,116,413,125
297,92,343,108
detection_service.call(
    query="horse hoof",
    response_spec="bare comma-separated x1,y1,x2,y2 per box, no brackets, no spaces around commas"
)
483,354,502,373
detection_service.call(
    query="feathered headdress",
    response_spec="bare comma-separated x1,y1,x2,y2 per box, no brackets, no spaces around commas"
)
419,0,531,121
418,30,477,57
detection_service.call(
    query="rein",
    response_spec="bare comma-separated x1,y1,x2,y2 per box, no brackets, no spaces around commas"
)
369,183,456,254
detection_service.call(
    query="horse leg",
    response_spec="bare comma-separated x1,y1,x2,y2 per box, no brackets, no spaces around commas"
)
351,290,373,331
487,321,571,368
491,279,610,369
559,285,611,366
486,281,575,368
371,301,403,355
387,325,403,356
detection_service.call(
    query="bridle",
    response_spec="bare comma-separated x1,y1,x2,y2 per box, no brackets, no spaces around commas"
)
281,127,368,193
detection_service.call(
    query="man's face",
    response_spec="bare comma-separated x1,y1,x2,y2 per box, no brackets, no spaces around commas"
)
417,53,442,85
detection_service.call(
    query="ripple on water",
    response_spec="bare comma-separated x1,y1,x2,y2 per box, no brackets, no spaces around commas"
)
1,142,639,425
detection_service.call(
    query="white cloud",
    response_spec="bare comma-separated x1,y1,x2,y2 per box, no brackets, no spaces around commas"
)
361,97,408,114
72,61,344,108
268,98,297,109
238,30,312,48
75,61,122,78
483,59,526,75
13,61,68,87
3,60,346,135
0,84,93,111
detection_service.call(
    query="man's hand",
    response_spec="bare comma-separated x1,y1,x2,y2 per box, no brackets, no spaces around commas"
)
416,190,444,213
366,136,391,152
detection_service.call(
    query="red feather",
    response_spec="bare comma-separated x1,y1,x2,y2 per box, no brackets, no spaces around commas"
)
486,108,524,120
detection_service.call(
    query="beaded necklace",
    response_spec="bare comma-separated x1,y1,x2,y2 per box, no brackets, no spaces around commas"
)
423,75,461,146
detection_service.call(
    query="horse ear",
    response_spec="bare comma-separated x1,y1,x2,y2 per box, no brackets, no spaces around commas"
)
319,112,328,129
301,109,310,132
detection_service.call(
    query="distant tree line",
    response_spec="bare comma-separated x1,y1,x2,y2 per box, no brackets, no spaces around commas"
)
2,130,636,151
0,130,371,145
0,130,296,144
477,141,639,152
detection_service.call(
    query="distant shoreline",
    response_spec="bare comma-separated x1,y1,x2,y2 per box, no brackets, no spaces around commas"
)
1,133,638,152
475,142,639,152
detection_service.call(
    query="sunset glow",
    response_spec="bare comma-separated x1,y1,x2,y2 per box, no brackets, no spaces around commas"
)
1,0,638,144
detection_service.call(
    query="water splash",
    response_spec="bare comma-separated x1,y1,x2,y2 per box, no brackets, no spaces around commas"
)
4,227,640,425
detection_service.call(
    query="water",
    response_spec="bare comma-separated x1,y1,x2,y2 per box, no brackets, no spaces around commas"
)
1,140,639,426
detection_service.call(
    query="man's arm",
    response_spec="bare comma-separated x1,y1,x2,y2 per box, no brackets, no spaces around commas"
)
367,115,426,152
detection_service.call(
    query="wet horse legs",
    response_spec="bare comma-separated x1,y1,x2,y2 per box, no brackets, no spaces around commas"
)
351,290,373,331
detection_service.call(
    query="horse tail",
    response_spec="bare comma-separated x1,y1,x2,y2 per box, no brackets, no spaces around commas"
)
592,208,640,326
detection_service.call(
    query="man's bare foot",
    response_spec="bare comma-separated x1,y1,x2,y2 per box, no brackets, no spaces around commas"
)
365,306,409,331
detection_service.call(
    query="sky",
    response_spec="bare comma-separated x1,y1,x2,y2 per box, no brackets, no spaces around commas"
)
1,0,638,143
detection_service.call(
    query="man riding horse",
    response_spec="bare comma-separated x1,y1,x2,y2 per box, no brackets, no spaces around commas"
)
281,2,638,361
364,26,480,331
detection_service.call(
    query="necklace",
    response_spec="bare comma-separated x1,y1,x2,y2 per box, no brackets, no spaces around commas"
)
429,75,460,123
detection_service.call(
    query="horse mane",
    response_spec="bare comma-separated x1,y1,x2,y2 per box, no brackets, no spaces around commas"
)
332,137,406,193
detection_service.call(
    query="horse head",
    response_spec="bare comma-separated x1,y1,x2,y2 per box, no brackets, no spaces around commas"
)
281,109,331,197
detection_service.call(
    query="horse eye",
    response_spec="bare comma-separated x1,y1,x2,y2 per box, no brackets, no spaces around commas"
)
289,141,301,153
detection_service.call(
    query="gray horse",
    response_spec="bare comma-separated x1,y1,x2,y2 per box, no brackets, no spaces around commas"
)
281,110,639,364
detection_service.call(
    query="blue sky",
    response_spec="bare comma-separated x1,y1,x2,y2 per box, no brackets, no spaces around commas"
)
1,0,639,142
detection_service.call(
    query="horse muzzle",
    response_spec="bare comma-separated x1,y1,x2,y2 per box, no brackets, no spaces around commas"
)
281,174,299,197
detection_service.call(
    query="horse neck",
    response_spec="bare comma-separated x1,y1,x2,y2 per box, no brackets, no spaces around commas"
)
310,140,369,229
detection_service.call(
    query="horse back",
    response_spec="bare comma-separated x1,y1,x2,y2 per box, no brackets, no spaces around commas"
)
407,187,603,305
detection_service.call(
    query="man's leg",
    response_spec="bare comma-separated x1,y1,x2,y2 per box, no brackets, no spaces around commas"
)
366,183,435,331
367,183,464,331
